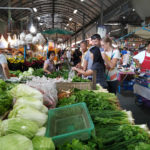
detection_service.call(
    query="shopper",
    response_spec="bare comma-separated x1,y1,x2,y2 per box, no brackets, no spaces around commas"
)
72,46,108,88
66,49,72,62
133,41,150,72
73,48,82,66
80,40,88,67
83,34,103,79
43,51,56,74
121,48,130,67
102,37,120,94
0,50,10,79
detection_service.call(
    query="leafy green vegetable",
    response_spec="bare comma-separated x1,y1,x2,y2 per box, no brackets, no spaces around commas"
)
8,104,48,127
0,80,13,116
0,134,33,150
35,127,46,137
72,76,90,82
9,70,22,77
1,118,39,139
32,136,55,150
32,68,44,77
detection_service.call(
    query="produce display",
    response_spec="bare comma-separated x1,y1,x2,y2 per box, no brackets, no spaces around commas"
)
57,89,150,150
72,76,90,82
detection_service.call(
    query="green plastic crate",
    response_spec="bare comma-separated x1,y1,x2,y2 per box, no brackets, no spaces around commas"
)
45,102,95,145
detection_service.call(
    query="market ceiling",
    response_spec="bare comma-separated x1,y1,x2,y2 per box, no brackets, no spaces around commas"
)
0,0,139,34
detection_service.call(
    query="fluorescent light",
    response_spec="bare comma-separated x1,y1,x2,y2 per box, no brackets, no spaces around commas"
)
69,18,72,21
73,9,78,14
37,17,40,20
132,8,135,12
67,24,69,26
33,8,37,12
30,25,36,33
123,16,126,19
39,23,43,26
104,23,121,26
81,0,84,2
64,27,67,29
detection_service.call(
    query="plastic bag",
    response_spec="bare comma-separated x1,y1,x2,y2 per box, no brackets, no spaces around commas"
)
26,77,58,109
68,69,75,80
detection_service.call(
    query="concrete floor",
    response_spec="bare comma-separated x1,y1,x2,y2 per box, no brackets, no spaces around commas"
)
117,91,150,128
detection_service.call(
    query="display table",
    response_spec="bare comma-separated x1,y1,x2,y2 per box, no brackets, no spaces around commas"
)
134,83,150,100
117,71,135,93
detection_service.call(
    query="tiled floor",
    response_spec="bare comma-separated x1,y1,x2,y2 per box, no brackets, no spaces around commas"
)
117,91,150,128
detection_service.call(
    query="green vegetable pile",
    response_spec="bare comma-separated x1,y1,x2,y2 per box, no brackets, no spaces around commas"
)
72,76,90,82
57,89,150,150
10,70,22,77
0,80,13,116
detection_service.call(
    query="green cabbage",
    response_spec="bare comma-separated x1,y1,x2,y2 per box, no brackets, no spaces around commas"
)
15,97,44,111
1,118,39,139
32,136,55,150
0,134,33,150
10,84,43,101
35,127,46,137
8,104,48,127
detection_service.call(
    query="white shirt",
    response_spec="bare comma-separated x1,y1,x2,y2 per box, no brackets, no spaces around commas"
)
133,50,150,64
105,49,120,81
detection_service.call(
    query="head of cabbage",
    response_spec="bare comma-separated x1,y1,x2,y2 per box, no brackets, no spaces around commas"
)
1,118,39,139
0,134,33,150
32,136,55,150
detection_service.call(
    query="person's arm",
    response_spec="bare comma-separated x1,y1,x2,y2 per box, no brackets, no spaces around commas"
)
1,63,10,79
103,53,118,69
72,67,93,77
43,63,51,74
83,60,88,71
133,59,141,68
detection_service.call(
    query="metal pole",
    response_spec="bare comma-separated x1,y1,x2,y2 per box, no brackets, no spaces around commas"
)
24,45,27,60
82,13,85,40
75,23,77,47
0,7,34,13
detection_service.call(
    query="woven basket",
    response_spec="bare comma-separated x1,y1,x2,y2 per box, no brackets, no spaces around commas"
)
56,82,93,91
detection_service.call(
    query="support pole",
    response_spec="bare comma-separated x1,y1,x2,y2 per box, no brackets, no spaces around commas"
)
82,13,85,40
75,23,77,47
24,45,27,61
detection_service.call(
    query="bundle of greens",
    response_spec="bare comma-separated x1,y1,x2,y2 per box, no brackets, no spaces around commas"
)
72,76,90,82
57,89,150,150
0,80,13,116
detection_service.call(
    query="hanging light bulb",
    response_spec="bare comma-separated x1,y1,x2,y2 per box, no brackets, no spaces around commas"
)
30,24,36,34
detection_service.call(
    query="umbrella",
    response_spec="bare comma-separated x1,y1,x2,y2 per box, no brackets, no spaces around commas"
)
42,28,73,41
42,28,73,35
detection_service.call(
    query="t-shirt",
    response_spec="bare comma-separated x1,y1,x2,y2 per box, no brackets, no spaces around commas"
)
133,50,150,64
0,54,7,80
44,59,55,73
81,51,87,67
104,49,120,81
91,62,108,88
84,46,104,70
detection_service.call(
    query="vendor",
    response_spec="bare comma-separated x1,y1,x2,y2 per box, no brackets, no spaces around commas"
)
72,46,108,89
43,51,56,74
0,50,10,79
133,41,150,72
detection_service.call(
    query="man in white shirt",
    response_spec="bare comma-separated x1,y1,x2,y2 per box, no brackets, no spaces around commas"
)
133,41,150,72
0,50,10,79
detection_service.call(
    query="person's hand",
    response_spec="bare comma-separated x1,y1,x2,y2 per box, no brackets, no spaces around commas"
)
72,67,77,71
47,72,51,75
102,53,107,61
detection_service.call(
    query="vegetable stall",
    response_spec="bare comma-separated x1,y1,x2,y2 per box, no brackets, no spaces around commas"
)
1,69,150,150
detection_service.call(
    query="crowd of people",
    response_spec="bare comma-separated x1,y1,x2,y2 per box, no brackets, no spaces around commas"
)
1,33,150,95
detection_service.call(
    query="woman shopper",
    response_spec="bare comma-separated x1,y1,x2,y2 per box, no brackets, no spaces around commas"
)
102,37,120,94
72,46,108,89
43,51,56,74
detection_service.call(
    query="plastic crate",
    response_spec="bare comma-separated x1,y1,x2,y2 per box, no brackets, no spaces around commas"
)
45,102,95,145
